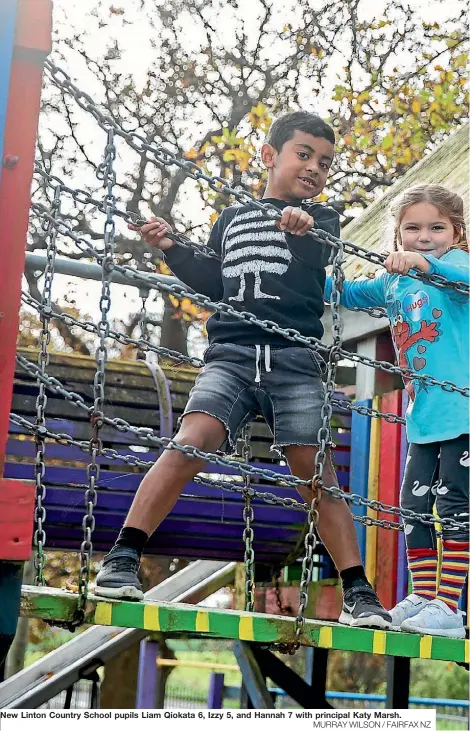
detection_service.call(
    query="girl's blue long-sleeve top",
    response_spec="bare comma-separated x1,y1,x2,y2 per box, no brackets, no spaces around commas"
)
325,249,470,444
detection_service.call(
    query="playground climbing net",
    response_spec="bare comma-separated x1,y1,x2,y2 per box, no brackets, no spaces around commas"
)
13,59,469,650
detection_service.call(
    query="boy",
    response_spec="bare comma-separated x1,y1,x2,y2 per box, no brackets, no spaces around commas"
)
95,111,392,629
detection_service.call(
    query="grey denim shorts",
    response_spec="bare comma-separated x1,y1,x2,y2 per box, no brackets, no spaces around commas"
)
180,343,329,453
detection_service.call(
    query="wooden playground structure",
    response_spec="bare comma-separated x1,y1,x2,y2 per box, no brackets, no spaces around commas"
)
0,0,468,713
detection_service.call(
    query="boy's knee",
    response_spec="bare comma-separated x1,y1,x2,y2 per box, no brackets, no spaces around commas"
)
174,412,226,454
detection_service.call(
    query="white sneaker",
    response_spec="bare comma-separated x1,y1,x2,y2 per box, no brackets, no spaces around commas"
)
389,593,430,630
400,599,466,639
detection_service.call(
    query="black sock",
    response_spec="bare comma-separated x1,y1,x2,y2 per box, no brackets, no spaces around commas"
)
340,565,370,592
114,527,149,557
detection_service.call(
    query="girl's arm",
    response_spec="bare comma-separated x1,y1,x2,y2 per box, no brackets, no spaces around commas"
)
324,272,387,309
421,249,470,285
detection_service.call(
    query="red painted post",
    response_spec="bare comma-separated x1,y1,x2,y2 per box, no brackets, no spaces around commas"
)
0,0,52,558
376,390,403,610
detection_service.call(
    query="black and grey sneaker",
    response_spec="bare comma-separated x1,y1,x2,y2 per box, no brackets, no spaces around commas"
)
94,547,144,600
339,584,392,630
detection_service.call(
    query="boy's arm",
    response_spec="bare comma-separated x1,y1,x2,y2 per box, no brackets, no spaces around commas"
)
286,204,340,268
324,272,387,309
164,214,225,301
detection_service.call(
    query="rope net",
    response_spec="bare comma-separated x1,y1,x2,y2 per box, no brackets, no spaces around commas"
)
13,59,469,644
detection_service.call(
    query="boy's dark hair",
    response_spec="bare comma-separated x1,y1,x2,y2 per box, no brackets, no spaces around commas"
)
266,111,335,151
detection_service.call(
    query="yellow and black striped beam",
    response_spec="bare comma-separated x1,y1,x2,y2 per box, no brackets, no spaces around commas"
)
21,586,469,664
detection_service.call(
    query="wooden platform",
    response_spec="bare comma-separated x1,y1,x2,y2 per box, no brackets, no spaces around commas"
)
21,586,469,664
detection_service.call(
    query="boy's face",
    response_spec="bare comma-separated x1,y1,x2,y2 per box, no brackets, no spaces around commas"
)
261,130,334,201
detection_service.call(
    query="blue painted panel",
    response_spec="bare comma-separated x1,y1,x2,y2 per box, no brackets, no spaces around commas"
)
6,436,351,468
0,560,23,641
40,490,304,527
349,400,372,564
9,417,353,448
4,458,350,492
0,0,17,180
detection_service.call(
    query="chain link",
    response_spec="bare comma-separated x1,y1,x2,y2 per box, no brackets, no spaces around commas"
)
34,164,221,262
35,160,468,313
33,184,61,585
136,288,150,361
78,128,117,617
22,290,205,369
239,426,255,613
278,244,345,655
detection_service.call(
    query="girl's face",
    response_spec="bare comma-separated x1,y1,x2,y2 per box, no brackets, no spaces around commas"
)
398,202,460,258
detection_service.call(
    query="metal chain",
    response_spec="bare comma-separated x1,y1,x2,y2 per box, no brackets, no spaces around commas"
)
42,59,469,297
34,164,457,323
78,128,117,617
239,425,255,612
22,291,407,425
5,412,442,536
28,206,470,399
33,184,61,586
10,411,436,538
272,570,294,615
15,355,469,532
34,164,221,262
22,290,205,369
136,288,149,361
278,243,345,655
34,166,390,324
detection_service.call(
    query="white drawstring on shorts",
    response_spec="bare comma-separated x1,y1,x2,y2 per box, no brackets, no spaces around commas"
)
254,344,272,384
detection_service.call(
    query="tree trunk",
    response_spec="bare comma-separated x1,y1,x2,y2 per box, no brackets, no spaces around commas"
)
100,645,140,708
160,295,188,356
5,556,35,678
100,556,186,708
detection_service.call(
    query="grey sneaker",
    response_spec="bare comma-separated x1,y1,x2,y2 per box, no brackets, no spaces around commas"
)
94,547,144,600
389,593,430,631
339,584,392,630
401,599,466,639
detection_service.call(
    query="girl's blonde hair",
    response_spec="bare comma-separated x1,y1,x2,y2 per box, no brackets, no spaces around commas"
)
391,184,468,254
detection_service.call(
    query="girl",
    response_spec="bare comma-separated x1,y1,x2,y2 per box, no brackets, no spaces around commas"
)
325,185,469,638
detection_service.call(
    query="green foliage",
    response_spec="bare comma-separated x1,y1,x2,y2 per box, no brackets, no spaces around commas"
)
410,658,469,701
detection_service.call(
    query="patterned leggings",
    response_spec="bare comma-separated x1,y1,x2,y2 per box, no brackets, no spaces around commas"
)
401,434,469,548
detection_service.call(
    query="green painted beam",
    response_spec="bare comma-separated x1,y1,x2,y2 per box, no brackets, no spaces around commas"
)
20,586,469,664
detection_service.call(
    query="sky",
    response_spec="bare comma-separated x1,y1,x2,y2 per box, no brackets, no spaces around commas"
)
27,0,459,358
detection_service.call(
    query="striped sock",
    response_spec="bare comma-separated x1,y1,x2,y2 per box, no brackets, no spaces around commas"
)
407,548,438,600
436,540,470,612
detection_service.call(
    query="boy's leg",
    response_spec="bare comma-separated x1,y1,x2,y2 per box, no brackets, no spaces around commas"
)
284,444,391,629
95,344,257,600
95,413,226,599
123,413,226,535
284,445,362,571
259,346,390,628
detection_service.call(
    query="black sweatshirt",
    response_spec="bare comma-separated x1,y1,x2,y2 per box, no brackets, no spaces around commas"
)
164,198,340,347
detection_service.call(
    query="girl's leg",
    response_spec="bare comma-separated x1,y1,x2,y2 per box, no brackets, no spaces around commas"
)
400,441,440,600
401,435,468,638
435,434,470,612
